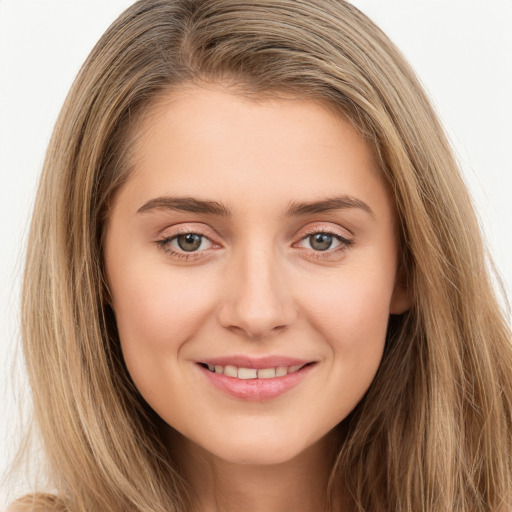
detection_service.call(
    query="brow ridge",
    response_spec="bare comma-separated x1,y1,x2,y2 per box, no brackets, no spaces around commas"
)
137,194,374,218
137,196,231,216
286,195,375,218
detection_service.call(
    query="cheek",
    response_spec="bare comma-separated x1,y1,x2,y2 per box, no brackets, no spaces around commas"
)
117,274,197,342
306,263,394,341
299,259,395,391
107,255,216,382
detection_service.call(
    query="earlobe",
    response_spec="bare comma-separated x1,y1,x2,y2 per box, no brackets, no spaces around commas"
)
390,284,411,314
390,267,412,314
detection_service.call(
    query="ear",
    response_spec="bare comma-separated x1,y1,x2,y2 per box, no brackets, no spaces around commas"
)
390,265,412,314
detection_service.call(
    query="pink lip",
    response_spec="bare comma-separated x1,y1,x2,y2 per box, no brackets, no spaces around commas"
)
198,355,312,369
196,356,317,401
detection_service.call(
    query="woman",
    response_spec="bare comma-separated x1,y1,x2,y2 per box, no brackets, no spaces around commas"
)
9,0,512,511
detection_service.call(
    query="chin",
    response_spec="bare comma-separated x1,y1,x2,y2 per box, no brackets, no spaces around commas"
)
201,429,321,467
224,447,296,466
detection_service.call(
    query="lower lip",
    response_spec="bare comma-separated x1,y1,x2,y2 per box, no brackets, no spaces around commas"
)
198,363,316,400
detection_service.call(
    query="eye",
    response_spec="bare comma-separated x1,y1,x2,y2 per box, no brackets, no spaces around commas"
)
297,231,351,251
155,231,216,259
305,233,338,251
294,227,353,260
173,233,211,252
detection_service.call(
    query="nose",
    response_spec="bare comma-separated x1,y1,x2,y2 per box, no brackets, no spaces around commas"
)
217,246,297,340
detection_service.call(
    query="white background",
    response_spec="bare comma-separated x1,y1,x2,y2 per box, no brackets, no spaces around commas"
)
1,0,511,505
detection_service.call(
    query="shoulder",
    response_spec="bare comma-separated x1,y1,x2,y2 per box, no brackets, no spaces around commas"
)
6,494,68,512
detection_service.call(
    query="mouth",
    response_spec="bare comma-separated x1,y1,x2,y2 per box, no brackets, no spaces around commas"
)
196,359,317,400
197,361,314,380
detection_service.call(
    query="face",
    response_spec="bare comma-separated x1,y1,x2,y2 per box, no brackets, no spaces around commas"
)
104,84,409,466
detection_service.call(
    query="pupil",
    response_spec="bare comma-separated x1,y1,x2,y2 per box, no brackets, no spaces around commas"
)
310,233,332,251
177,233,202,252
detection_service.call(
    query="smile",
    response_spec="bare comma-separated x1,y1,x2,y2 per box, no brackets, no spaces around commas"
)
199,363,307,380
197,358,317,400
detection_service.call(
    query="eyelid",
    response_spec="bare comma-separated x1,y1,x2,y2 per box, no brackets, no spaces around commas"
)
154,223,222,260
292,223,354,260
157,223,220,242
295,223,353,243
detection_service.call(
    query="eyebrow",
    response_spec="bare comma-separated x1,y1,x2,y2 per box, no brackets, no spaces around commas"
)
285,195,375,218
137,197,230,216
136,194,374,218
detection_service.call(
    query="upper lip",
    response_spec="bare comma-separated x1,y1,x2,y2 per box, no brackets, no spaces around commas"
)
197,355,315,369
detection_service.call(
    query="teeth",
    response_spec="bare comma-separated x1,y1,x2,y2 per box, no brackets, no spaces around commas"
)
238,368,258,379
204,363,307,379
257,368,276,379
276,366,288,377
224,365,238,378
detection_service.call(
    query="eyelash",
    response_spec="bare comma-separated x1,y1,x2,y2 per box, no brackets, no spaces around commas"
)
155,228,217,261
155,226,353,262
295,226,353,260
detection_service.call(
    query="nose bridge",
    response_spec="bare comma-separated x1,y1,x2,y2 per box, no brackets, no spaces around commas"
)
218,238,296,339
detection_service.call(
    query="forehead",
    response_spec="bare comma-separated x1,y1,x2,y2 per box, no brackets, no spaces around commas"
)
114,84,393,222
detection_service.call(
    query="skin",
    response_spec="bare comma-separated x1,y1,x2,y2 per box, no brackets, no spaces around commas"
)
104,83,409,512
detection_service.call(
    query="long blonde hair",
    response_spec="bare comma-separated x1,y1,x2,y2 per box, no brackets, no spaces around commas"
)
13,0,512,510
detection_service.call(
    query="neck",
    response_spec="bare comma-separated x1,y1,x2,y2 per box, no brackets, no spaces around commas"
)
169,429,344,512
